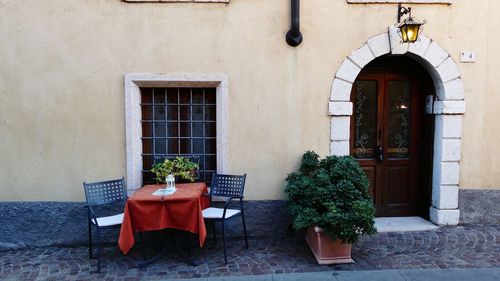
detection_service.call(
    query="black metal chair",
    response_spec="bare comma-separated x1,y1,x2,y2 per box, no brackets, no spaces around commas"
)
83,178,127,273
202,173,248,264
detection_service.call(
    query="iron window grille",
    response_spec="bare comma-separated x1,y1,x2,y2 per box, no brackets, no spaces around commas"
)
140,87,217,185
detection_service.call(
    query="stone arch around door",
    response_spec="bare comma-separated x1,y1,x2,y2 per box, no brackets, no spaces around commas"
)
328,28,466,226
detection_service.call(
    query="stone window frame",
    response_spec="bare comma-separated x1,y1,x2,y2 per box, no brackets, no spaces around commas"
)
347,0,452,4
123,0,229,3
124,74,229,193
329,27,465,226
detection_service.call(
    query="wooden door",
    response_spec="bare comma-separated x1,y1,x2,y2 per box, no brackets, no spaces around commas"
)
350,73,426,217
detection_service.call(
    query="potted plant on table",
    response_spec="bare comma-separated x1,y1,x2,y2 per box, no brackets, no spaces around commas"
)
285,151,376,265
151,156,199,183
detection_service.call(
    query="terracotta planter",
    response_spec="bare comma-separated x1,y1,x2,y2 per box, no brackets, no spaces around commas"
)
305,226,354,265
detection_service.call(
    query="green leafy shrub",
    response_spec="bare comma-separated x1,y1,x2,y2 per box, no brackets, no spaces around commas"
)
151,157,199,183
285,151,376,244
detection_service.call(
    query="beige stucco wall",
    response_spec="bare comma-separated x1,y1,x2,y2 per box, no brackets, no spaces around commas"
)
0,0,498,201
463,0,500,189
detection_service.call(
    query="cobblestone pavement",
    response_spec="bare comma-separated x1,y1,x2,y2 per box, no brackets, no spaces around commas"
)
0,225,498,280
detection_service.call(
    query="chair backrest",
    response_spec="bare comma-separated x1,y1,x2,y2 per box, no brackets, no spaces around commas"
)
210,173,246,197
83,178,127,206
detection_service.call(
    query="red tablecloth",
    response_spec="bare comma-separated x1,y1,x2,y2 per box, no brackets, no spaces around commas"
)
118,183,210,254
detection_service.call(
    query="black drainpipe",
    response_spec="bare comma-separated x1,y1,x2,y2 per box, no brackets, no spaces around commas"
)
285,0,303,47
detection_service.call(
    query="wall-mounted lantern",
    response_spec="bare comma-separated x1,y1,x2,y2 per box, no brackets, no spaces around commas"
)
396,4,426,43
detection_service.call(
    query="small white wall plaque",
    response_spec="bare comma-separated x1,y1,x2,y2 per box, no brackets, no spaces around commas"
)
460,52,475,63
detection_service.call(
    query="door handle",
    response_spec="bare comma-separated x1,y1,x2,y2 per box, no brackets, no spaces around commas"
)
376,146,383,162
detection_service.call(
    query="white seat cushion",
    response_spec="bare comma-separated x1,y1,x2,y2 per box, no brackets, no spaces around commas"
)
92,213,124,227
202,207,241,219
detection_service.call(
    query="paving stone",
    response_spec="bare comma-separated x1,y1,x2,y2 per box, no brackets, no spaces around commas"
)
0,226,498,280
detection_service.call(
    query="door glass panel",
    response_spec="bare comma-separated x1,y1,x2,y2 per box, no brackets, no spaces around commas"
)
353,81,377,159
388,80,411,158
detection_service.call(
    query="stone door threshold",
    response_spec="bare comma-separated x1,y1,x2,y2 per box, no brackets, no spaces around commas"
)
375,216,439,233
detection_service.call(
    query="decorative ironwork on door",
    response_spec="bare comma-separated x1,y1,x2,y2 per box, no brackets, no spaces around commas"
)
388,81,411,158
353,81,377,159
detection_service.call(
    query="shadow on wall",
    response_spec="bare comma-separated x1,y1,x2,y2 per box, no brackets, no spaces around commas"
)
0,200,292,250
215,201,291,238
0,202,120,250
459,190,500,225
0,191,498,251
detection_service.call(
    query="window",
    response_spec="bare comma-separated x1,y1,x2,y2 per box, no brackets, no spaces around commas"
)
140,87,217,185
125,73,228,192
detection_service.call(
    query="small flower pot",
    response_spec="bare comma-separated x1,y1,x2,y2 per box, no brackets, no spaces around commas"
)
305,226,355,265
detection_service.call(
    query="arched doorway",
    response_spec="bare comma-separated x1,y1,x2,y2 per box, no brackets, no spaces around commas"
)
351,56,434,217
328,31,466,225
